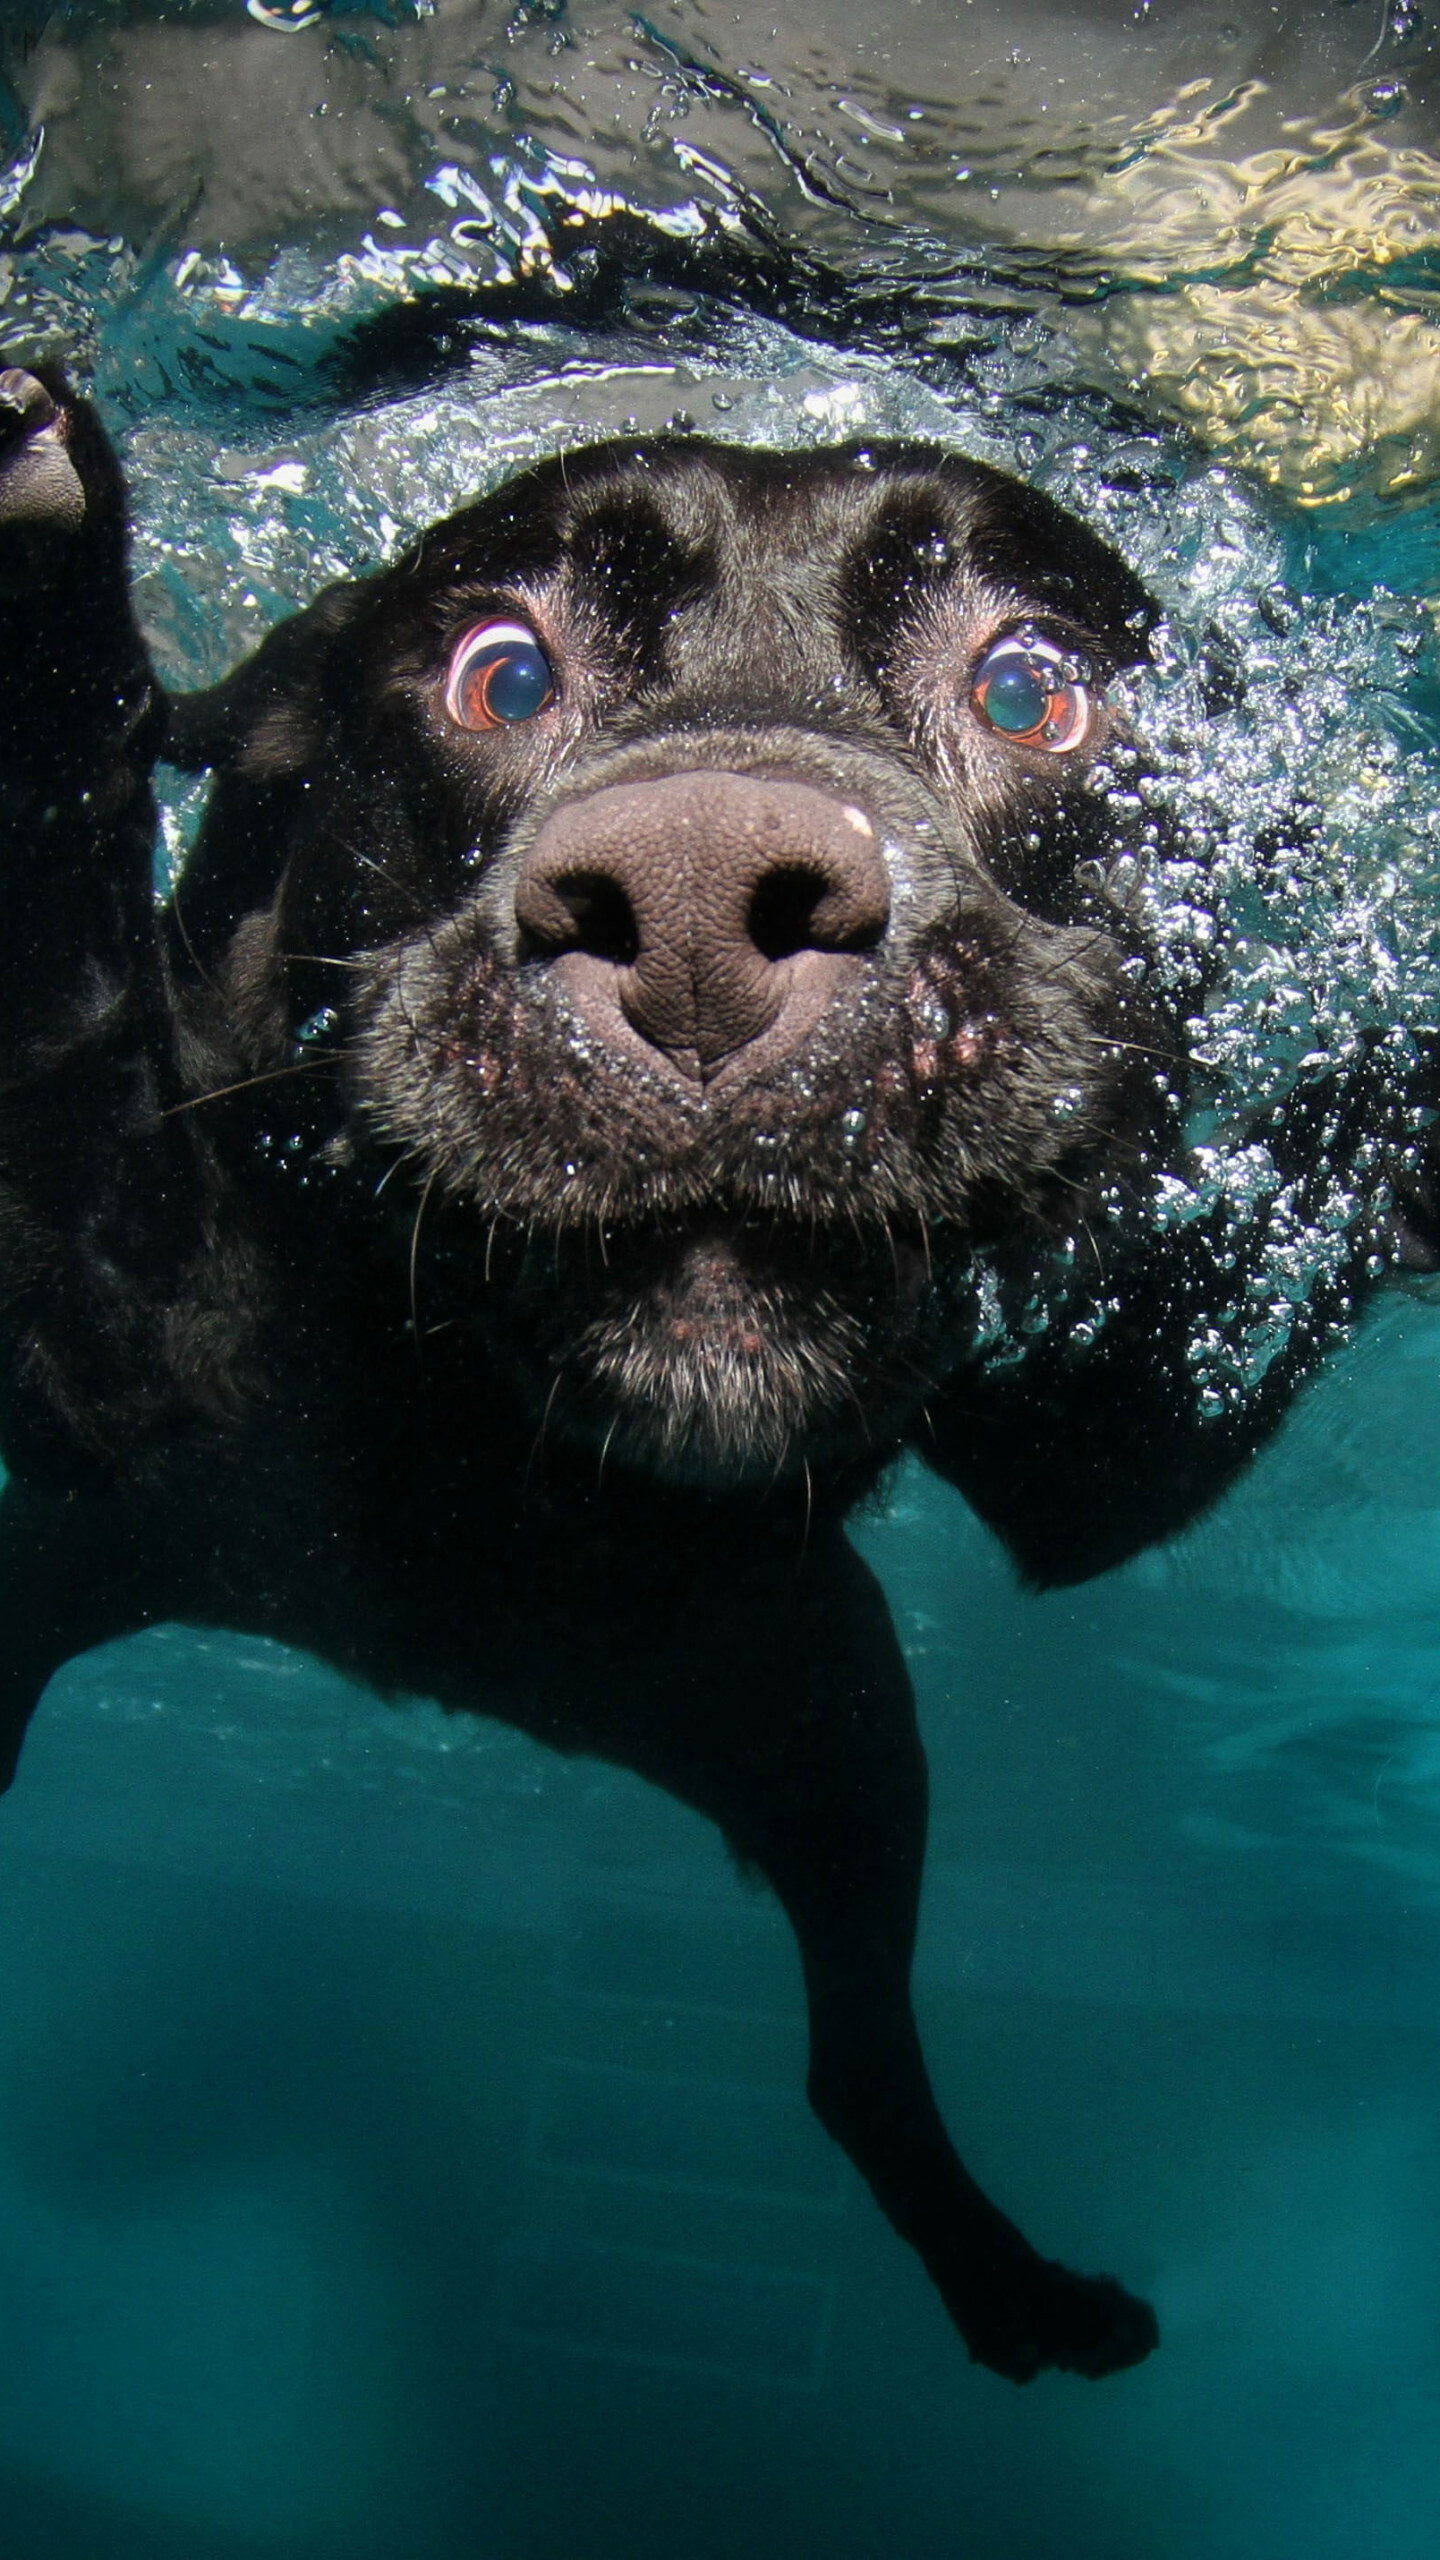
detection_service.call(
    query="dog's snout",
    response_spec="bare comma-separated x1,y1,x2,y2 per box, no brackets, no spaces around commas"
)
513,770,891,1081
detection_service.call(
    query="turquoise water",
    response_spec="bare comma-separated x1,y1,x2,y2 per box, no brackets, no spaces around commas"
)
3,4,1440,2553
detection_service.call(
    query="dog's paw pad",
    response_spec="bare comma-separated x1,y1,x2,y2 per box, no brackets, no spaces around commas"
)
0,367,86,572
0,367,59,444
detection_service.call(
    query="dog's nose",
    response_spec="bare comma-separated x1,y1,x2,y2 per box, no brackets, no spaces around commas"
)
513,770,891,1081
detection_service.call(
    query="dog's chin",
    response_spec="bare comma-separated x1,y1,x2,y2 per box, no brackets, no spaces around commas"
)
524,1227,890,1490
568,1325,852,1490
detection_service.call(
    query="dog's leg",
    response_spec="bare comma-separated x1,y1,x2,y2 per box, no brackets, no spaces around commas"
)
0,365,219,1483
597,1524,1159,2384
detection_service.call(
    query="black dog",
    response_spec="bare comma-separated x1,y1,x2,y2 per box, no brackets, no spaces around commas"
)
0,365,1412,2383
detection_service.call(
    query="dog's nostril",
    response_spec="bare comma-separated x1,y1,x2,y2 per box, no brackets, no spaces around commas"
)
520,869,640,966
749,866,827,964
747,863,885,964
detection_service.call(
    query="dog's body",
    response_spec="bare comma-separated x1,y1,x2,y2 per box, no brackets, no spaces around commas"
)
0,364,1415,2383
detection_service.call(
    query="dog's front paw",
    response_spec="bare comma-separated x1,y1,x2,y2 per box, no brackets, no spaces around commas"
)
957,2249,1159,2384
0,367,89,588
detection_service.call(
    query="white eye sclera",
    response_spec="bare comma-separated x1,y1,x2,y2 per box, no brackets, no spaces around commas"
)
445,619,556,731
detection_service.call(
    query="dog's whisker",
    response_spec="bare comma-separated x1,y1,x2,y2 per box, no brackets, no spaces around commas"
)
160,1057,334,1116
408,1163,439,1352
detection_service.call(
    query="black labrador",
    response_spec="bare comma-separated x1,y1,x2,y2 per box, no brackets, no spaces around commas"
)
0,364,1415,2383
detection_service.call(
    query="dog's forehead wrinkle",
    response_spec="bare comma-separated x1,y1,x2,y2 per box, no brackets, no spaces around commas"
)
405,449,1090,721
661,580,843,708
564,449,949,595
667,510,869,706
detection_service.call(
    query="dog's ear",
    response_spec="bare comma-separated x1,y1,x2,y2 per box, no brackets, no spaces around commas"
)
158,580,375,978
161,578,366,780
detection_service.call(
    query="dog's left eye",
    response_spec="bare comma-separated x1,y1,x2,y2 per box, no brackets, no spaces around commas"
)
445,619,556,730
970,630,1094,753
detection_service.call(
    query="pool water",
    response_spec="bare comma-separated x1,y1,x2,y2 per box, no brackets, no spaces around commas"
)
2,5,1440,2554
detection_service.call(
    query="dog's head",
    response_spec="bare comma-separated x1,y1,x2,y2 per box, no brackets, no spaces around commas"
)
195,437,1182,1485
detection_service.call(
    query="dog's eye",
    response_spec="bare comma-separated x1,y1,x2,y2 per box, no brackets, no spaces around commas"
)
970,630,1093,753
445,619,556,730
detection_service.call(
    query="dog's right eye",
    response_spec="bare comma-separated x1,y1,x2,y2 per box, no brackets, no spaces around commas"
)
444,619,556,731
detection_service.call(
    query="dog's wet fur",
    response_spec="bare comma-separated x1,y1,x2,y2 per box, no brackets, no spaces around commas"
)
0,366,1414,2382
